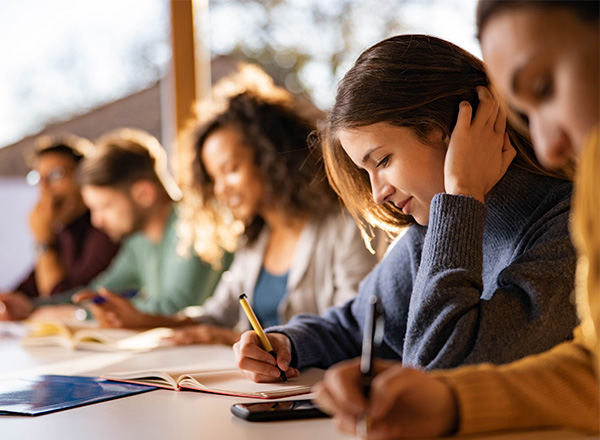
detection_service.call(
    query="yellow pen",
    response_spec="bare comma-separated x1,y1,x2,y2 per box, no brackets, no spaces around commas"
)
239,293,288,383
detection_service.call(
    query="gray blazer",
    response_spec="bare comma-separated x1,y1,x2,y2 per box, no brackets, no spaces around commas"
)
191,210,379,331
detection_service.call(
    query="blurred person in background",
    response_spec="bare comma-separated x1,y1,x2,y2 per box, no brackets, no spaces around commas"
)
71,128,231,326
0,135,119,320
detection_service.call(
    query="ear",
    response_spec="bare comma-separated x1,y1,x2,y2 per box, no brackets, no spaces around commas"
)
443,134,450,148
427,128,449,149
130,180,157,208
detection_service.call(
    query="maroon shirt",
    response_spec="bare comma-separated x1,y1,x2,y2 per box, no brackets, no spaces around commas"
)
16,211,119,298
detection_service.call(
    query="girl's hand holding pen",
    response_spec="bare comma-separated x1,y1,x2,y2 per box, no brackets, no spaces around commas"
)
234,331,299,383
314,358,458,439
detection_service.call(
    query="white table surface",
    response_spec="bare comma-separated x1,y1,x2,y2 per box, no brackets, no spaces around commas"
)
0,329,594,440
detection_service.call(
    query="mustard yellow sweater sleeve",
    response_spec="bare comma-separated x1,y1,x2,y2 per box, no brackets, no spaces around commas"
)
571,128,600,377
432,130,600,436
434,328,599,435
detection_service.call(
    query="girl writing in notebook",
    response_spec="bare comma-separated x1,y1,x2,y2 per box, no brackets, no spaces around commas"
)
86,65,378,345
234,35,578,380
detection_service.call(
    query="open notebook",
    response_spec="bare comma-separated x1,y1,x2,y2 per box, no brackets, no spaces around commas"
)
21,320,174,352
102,366,324,399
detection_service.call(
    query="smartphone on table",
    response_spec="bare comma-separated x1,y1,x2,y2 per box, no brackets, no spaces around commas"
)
230,399,330,422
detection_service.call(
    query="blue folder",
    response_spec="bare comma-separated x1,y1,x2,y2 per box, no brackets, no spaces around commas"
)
0,375,156,416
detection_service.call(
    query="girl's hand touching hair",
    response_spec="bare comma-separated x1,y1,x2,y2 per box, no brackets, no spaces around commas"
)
444,86,516,203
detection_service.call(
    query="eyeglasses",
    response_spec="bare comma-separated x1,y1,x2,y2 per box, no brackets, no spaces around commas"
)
26,167,67,187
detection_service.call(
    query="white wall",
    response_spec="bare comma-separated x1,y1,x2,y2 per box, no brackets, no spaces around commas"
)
0,178,37,290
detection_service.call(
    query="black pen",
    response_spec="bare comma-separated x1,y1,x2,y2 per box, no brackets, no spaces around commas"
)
357,295,384,438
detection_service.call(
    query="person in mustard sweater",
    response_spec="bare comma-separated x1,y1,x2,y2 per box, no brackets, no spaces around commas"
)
313,1,600,438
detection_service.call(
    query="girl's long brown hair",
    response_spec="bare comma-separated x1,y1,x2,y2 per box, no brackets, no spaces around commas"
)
322,34,569,244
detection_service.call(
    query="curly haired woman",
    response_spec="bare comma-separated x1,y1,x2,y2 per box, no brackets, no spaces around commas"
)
168,67,379,345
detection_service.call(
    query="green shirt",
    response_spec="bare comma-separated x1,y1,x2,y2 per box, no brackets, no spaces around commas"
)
90,207,230,315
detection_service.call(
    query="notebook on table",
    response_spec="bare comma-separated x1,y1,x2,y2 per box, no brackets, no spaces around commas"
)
102,366,324,399
0,375,156,416
21,320,173,352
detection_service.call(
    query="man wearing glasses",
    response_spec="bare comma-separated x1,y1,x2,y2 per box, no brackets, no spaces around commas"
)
0,136,119,319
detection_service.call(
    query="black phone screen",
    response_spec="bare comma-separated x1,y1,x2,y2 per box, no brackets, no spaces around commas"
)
230,399,330,422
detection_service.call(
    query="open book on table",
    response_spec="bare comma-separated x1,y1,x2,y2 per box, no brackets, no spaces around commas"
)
102,365,324,399
21,320,174,352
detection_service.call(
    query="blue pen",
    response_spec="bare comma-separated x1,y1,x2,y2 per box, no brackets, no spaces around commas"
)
91,290,138,305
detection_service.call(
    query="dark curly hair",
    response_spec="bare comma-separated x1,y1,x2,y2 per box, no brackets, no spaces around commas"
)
177,83,338,266
195,92,337,240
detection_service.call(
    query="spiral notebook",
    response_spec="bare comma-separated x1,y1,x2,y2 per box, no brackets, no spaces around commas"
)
0,375,156,416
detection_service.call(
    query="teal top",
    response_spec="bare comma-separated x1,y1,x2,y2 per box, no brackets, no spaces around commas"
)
89,207,231,315
252,267,289,328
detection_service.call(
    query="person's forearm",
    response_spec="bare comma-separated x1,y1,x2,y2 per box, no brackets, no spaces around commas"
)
434,331,600,435
34,248,66,296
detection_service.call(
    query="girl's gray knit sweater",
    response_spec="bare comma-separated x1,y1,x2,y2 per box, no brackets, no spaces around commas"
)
270,166,579,370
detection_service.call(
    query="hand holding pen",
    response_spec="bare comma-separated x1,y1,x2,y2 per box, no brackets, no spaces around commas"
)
234,293,299,383
311,295,385,437
314,295,459,438
72,287,146,328
239,293,288,382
